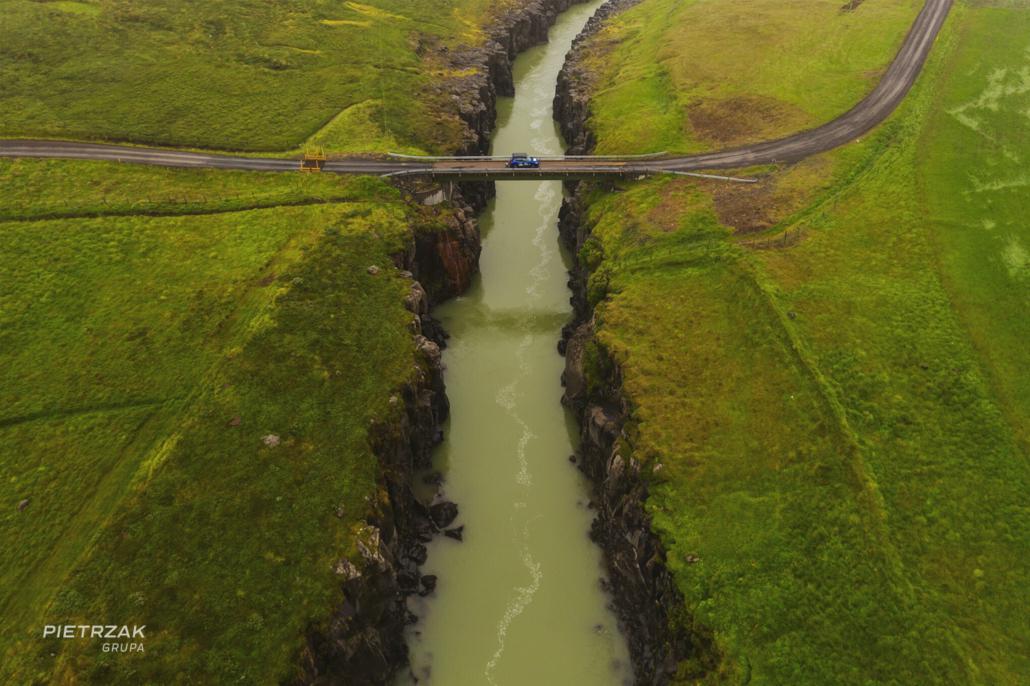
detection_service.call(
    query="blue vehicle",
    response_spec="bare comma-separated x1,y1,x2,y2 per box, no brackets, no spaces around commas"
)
506,152,540,169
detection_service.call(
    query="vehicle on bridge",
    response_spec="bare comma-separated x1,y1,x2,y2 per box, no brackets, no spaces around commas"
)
506,152,540,169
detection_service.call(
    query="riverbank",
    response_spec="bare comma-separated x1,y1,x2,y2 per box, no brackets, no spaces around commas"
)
551,0,1030,682
554,4,718,683
558,195,720,685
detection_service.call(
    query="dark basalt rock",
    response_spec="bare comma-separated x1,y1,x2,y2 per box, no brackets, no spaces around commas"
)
397,572,419,594
554,0,645,155
554,3,722,682
404,542,430,567
419,575,438,597
429,501,459,530
443,525,465,542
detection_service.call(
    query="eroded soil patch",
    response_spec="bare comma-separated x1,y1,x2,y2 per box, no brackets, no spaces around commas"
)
713,156,834,235
687,95,810,147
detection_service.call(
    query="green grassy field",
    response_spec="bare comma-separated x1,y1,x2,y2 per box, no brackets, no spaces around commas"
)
0,179,441,682
577,0,921,153
0,0,515,152
918,6,1030,451
572,0,1029,682
0,158,393,221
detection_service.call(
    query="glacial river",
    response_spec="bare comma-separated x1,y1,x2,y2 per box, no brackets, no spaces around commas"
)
398,2,632,684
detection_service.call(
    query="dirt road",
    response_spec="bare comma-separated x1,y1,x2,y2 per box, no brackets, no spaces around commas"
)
0,0,953,179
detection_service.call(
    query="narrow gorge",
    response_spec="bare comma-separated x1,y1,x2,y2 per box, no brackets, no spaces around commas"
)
300,2,650,684
399,2,636,684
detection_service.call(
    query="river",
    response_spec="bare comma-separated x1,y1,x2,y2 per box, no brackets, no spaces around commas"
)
398,2,632,684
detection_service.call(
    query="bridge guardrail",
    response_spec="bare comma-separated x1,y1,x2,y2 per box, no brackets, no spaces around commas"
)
386,151,670,162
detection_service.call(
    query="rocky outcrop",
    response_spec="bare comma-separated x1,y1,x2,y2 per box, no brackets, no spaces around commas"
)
391,197,482,305
441,0,594,157
560,193,720,686
554,0,643,154
555,4,720,683
293,274,449,686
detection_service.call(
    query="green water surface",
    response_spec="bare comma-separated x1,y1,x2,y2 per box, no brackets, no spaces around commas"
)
399,2,633,684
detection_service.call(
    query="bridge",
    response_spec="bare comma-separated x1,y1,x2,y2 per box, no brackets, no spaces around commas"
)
0,0,951,181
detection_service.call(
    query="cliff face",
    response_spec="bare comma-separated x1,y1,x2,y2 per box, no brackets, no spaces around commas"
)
555,3,720,684
293,278,450,686
390,200,482,305
554,0,643,154
560,202,721,686
444,0,592,157
559,197,717,686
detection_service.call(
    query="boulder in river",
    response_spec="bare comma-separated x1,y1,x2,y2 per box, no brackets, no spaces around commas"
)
429,501,459,529
405,542,429,567
397,571,420,593
419,575,438,596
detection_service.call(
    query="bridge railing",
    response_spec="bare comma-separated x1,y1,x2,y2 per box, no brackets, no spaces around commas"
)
385,151,670,162
380,166,758,183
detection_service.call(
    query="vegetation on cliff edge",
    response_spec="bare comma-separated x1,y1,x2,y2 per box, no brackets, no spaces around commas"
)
572,0,1030,682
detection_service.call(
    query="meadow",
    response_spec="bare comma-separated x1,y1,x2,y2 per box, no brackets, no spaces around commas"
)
576,0,923,153
0,179,437,681
0,0,517,152
0,158,393,221
571,0,1029,682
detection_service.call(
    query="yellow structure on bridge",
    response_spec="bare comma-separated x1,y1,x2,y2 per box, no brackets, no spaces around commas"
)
299,147,327,173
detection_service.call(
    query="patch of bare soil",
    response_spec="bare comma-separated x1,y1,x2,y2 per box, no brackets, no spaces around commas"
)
841,0,866,12
712,155,834,235
712,179,780,234
686,95,808,148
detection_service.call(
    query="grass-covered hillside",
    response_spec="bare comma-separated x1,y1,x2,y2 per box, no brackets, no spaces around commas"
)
571,0,1029,682
0,0,518,152
0,0,518,682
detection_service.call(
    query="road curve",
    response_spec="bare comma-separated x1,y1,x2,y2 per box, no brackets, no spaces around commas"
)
654,0,953,172
0,0,951,178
